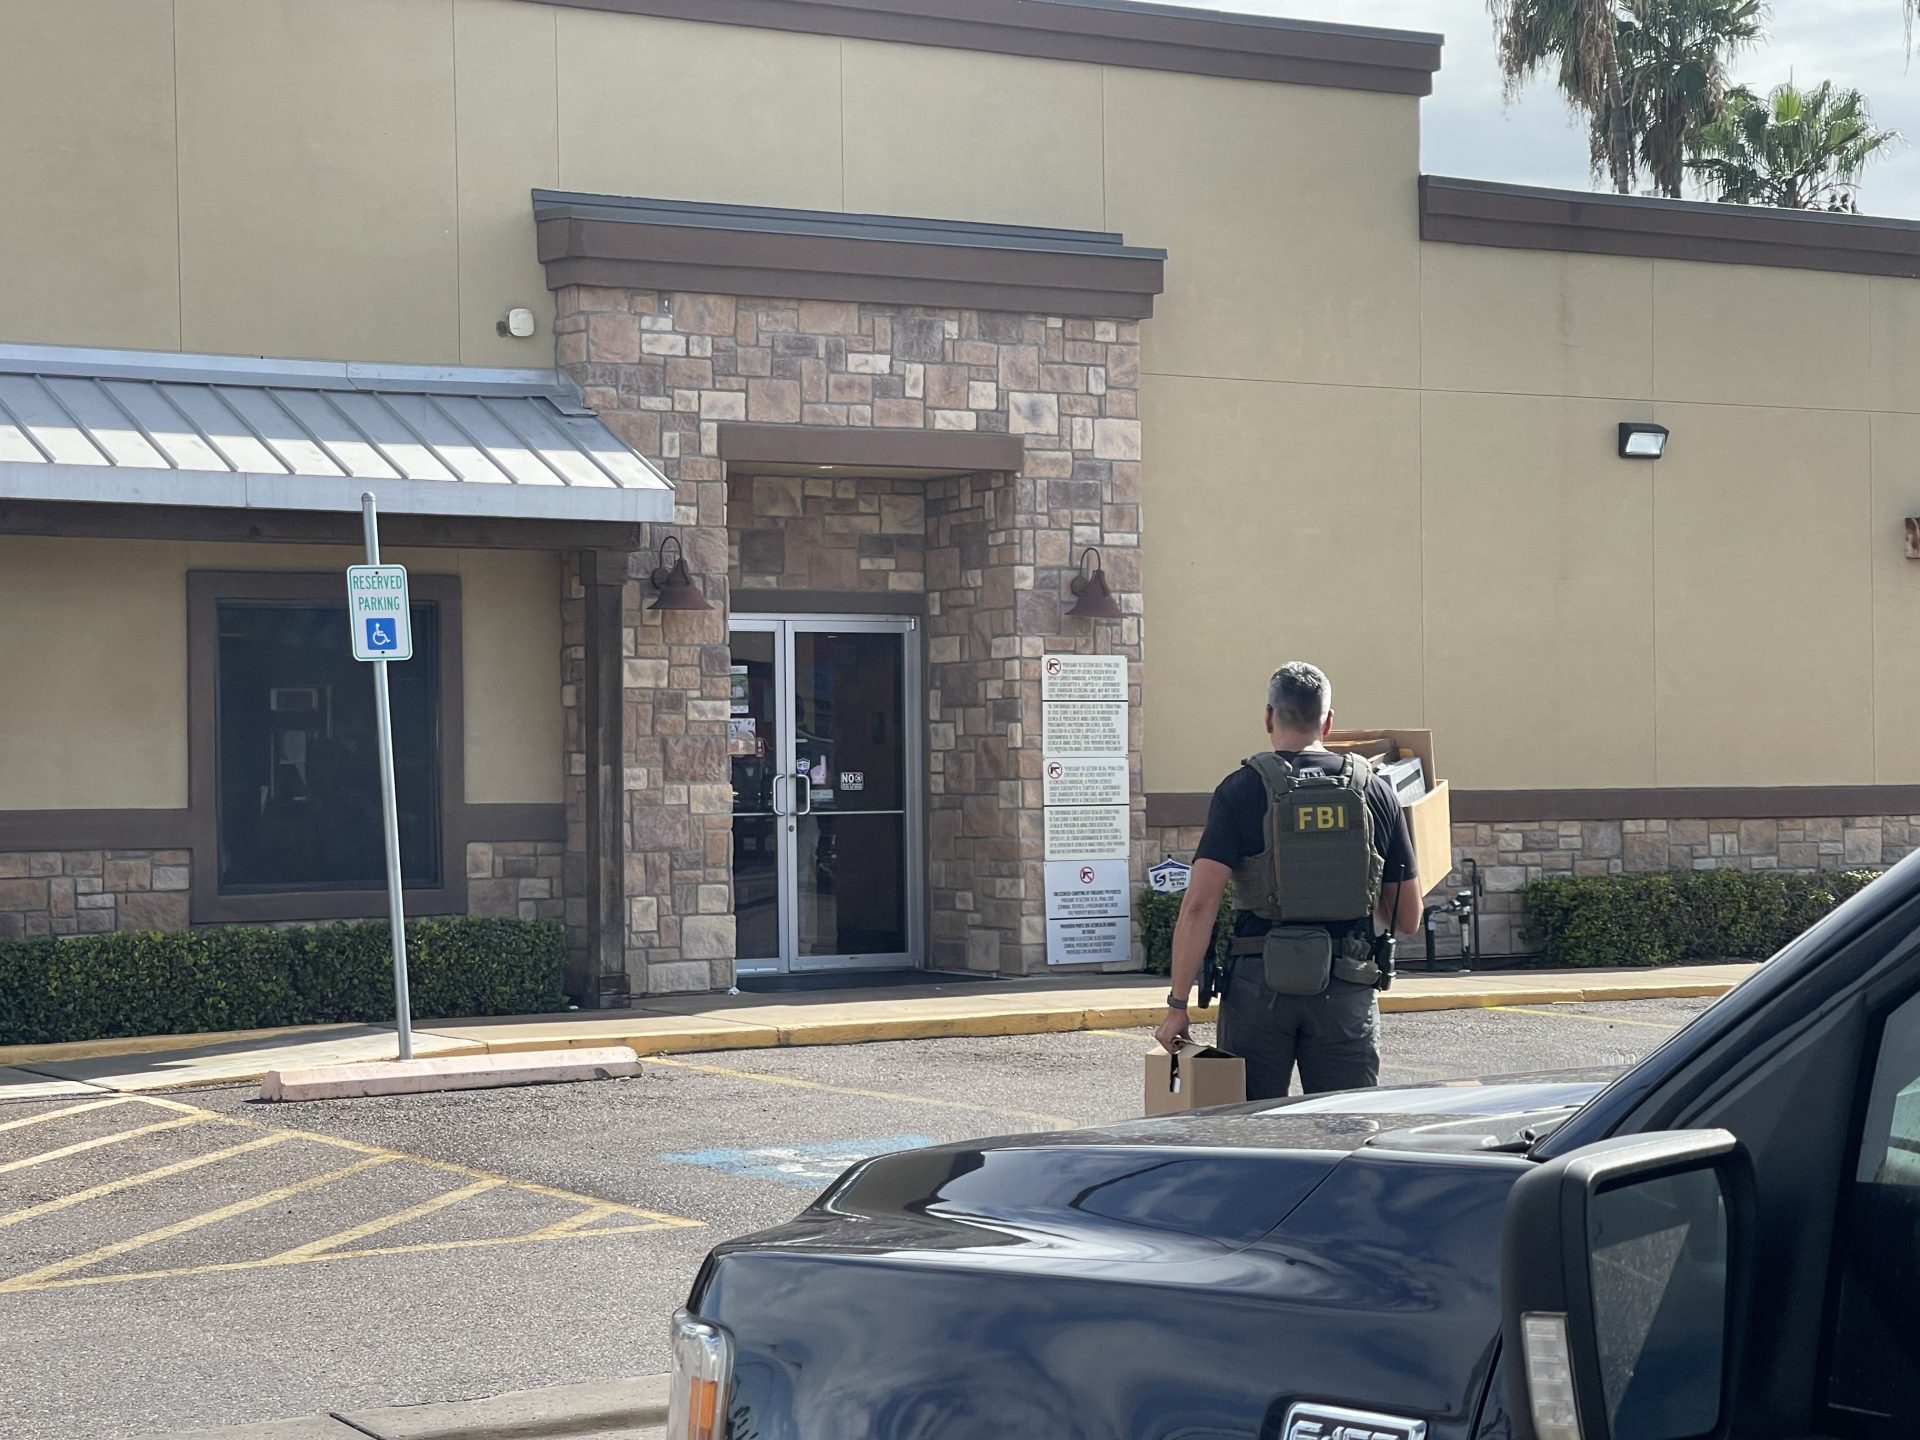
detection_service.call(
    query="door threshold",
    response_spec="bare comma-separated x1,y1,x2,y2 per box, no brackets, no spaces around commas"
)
733,968,1007,995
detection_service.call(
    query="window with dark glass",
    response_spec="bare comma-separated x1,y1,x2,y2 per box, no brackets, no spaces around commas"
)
215,601,441,894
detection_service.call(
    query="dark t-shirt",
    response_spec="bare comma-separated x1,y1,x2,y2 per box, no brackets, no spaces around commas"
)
1195,749,1418,940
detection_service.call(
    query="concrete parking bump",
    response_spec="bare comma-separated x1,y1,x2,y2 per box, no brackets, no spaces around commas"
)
337,1373,670,1439
259,1046,644,1101
0,1094,701,1298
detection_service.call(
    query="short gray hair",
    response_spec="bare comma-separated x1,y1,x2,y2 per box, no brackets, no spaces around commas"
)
1267,661,1332,730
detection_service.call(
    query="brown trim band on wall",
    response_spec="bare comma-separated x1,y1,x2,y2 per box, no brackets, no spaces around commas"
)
1420,175,1920,280
535,196,1166,320
0,805,563,858
717,422,1024,475
0,810,195,851
518,0,1442,95
1146,787,1920,830
465,804,567,843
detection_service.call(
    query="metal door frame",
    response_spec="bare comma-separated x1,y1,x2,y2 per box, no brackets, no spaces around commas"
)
729,614,923,975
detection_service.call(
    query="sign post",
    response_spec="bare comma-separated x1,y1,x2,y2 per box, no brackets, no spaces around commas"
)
350,493,415,1061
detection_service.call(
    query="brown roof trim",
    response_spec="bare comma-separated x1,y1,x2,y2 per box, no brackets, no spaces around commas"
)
519,0,1442,95
535,193,1165,320
716,421,1025,474
1421,175,1920,280
1149,785,1920,828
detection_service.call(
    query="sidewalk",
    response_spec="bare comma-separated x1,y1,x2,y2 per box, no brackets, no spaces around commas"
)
137,1375,666,1440
0,963,1748,1097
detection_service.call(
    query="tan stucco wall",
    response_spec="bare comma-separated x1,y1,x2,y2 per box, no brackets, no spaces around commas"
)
6,0,1920,796
0,539,562,810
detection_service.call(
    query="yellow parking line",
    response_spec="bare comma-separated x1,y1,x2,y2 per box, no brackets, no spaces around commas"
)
272,1177,504,1261
130,1096,694,1226
3,1219,702,1295
1487,1006,1682,1031
0,1115,205,1176
531,1203,621,1238
0,1098,129,1134
645,1054,1077,1131
0,1135,287,1231
0,1155,392,1292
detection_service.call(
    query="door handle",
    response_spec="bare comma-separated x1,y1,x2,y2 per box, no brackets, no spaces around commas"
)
795,766,814,817
771,771,792,817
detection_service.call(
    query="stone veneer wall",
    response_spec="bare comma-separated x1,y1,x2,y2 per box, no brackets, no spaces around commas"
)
556,287,1145,985
0,850,190,939
464,841,568,923
730,474,928,593
1144,813,1917,958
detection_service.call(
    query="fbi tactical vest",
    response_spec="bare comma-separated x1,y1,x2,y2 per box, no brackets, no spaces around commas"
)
1230,751,1382,926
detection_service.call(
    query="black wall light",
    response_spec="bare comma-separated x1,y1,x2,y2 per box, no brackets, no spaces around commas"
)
647,534,713,611
1619,421,1669,459
1067,547,1123,620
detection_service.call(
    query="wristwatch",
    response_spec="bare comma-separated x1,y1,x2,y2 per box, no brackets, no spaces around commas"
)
1165,993,1189,1010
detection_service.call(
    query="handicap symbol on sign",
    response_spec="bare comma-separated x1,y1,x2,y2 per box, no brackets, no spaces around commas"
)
363,618,398,653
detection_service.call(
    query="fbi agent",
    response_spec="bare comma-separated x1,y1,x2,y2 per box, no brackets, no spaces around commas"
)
1156,662,1421,1099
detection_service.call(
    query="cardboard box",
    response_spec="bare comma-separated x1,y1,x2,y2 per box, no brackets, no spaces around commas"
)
1145,1041,1246,1116
1326,728,1452,896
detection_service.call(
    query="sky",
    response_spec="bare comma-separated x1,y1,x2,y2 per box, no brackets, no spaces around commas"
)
1171,0,1920,218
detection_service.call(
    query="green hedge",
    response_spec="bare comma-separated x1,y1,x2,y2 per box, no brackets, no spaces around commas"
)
1522,869,1880,969
0,917,567,1047
1138,886,1234,976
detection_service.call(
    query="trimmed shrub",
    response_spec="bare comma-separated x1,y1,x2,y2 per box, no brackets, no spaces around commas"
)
1138,886,1233,976
0,917,567,1047
1522,869,1880,970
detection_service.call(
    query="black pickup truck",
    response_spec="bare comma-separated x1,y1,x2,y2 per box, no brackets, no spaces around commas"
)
662,853,1920,1440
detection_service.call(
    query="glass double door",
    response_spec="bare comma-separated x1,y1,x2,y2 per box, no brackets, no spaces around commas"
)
729,616,920,973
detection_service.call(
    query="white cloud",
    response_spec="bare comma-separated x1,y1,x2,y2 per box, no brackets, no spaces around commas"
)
1164,0,1920,215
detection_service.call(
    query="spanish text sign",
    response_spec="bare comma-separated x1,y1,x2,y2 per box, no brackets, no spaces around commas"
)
347,564,412,662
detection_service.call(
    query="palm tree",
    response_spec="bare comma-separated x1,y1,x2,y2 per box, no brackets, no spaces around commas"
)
1490,0,1637,192
1608,0,1765,197
1690,81,1903,210
1490,0,1763,196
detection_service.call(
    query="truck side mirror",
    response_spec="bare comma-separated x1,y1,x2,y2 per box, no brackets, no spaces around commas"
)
1500,1130,1755,1440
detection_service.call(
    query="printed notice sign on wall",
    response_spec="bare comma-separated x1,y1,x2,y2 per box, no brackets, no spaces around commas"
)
1042,756,1129,809
1042,703,1128,757
1041,653,1131,966
1044,806,1131,862
1044,859,1130,921
1041,654,1127,704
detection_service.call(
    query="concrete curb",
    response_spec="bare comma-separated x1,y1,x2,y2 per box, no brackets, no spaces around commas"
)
4,974,1744,1093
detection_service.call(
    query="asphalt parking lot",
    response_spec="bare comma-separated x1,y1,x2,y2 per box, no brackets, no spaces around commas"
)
0,997,1711,1439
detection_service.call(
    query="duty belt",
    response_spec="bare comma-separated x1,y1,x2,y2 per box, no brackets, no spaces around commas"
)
1227,931,1381,987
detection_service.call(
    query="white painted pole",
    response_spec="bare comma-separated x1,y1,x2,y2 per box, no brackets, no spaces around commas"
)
361,492,414,1062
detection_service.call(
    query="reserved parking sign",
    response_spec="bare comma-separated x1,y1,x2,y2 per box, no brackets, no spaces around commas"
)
347,564,412,662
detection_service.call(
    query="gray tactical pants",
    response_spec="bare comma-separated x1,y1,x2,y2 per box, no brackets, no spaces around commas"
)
1216,958,1381,1100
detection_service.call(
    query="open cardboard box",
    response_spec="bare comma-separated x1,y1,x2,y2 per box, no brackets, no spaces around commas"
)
1325,728,1451,896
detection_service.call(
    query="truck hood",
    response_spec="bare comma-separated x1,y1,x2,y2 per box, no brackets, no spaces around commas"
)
694,1073,1618,1440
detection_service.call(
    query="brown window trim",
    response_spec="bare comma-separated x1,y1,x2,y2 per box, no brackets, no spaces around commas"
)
186,571,467,926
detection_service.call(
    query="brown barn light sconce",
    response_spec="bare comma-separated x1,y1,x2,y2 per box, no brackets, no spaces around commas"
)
1067,547,1123,620
647,534,712,611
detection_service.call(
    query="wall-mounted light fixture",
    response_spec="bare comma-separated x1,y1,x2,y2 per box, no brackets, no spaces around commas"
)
647,535,712,611
1618,421,1669,460
1066,547,1123,620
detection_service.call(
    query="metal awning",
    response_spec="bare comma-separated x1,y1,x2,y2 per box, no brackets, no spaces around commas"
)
0,343,672,524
